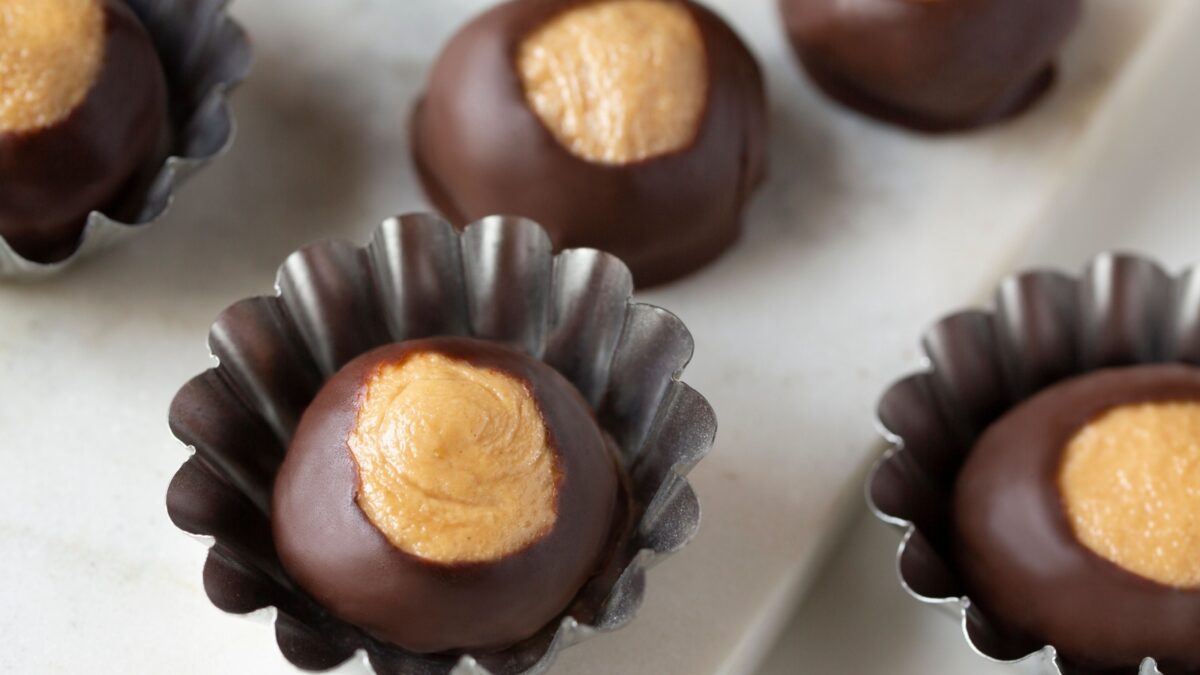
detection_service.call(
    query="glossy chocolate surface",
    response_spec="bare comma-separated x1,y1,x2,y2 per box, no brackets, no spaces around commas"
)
954,364,1200,671
779,0,1081,132
0,0,170,262
273,337,622,654
411,0,766,287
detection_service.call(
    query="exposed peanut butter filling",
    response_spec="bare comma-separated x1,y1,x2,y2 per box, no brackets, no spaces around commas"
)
349,353,560,564
517,0,707,165
0,0,105,133
1060,402,1200,588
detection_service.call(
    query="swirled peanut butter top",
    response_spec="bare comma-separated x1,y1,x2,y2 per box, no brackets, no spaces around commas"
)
1060,401,1200,588
517,0,707,165
0,0,104,132
349,352,560,564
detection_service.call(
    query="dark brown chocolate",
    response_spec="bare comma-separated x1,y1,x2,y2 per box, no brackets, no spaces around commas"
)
411,0,766,288
779,0,1081,132
954,364,1200,671
0,0,170,263
272,337,621,654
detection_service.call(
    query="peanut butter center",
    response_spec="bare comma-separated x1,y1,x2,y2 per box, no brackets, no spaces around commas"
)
0,0,105,133
349,352,560,564
517,0,707,165
1060,402,1200,588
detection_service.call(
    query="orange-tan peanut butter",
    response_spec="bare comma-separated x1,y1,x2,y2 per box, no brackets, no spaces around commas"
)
0,0,104,133
1060,401,1200,588
349,352,560,564
517,0,707,164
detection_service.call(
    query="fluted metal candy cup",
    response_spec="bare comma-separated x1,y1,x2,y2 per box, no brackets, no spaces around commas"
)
0,0,251,280
867,252,1200,675
165,213,716,675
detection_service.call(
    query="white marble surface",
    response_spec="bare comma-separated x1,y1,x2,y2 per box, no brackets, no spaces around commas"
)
0,0,1179,673
760,4,1200,672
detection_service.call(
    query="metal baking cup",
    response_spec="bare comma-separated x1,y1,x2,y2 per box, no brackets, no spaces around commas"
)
166,213,715,674
868,252,1200,675
0,0,251,280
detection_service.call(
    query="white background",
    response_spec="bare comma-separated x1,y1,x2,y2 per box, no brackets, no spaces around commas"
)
0,0,1192,673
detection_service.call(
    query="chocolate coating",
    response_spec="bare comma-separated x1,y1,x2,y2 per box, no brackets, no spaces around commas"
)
779,0,1081,132
411,0,766,287
272,337,621,654
954,364,1200,671
0,0,170,262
